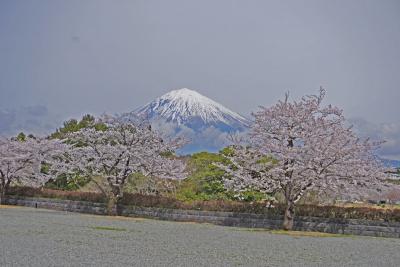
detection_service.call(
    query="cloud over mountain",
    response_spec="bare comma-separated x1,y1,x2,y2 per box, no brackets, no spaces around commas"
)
0,105,59,136
349,118,400,161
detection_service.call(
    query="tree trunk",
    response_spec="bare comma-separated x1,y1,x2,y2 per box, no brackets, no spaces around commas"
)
0,187,5,205
106,195,119,216
107,185,124,216
107,195,121,216
282,201,295,231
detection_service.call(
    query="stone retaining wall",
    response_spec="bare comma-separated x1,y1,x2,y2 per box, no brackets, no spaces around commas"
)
5,196,400,238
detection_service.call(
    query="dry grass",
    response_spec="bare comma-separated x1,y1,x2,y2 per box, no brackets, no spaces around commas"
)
0,204,22,209
91,226,127,231
80,214,147,222
238,228,350,238
269,230,350,238
336,202,400,210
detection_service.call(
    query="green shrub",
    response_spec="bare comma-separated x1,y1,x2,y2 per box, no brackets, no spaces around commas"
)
50,114,107,140
45,174,90,191
176,151,233,201
7,186,106,203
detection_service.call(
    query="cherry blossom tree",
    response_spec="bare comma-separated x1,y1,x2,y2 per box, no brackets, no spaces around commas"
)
0,136,66,204
53,115,187,214
219,89,388,230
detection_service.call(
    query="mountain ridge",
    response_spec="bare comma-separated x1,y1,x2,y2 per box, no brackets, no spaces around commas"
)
134,88,250,132
127,88,250,153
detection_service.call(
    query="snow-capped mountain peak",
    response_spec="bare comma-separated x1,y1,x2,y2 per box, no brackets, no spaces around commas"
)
127,88,250,153
135,88,249,128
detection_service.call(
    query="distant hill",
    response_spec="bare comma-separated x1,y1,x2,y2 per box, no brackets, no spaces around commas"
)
380,158,400,169
0,106,59,136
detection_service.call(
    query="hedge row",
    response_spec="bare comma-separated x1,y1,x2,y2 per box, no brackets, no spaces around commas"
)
7,187,106,203
6,187,400,222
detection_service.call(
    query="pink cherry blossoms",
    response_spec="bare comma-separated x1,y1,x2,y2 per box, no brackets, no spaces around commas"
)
219,88,389,230
52,115,187,211
0,136,66,203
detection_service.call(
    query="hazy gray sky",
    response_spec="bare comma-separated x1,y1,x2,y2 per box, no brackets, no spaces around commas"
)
1,0,400,158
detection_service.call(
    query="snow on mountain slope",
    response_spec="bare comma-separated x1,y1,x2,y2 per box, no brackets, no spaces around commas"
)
134,88,250,131
123,88,250,154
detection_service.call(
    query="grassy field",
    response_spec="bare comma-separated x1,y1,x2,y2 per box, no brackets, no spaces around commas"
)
1,205,400,267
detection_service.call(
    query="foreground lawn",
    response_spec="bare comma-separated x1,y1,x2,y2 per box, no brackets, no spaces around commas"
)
1,206,400,267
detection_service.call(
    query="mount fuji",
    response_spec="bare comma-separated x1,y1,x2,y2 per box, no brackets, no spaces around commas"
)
124,88,251,154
